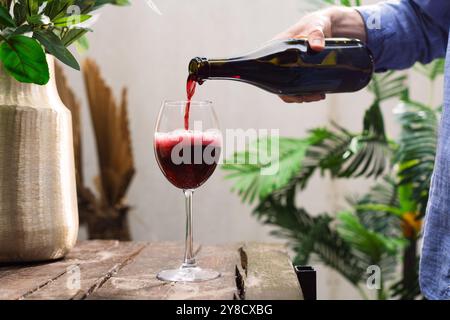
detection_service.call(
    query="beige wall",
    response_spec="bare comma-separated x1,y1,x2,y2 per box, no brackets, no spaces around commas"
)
65,0,443,299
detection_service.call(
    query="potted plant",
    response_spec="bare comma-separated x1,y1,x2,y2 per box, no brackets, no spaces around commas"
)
223,9,443,302
0,0,129,263
222,0,443,301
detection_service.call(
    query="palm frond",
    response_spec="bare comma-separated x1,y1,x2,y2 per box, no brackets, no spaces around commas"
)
414,58,445,81
337,211,405,279
220,31,436,299
390,257,421,300
351,176,401,237
368,71,408,102
222,136,317,204
255,195,366,284
394,97,439,216
223,95,393,204
310,102,391,179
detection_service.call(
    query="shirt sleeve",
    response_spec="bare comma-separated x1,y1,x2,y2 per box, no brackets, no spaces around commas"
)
356,0,450,72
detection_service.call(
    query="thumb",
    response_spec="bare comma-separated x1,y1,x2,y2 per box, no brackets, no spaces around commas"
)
308,28,325,51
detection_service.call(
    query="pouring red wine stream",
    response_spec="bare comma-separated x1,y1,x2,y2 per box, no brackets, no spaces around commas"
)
184,75,197,130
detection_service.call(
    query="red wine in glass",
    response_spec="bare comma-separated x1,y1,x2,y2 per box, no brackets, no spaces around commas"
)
154,131,221,189
154,100,221,282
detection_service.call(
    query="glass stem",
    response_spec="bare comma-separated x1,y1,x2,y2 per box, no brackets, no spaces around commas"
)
182,189,196,268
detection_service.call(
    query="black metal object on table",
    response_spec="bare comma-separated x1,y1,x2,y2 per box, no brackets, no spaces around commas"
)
295,266,317,300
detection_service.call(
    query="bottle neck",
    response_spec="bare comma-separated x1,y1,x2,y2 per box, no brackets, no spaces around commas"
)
189,57,243,82
188,57,209,83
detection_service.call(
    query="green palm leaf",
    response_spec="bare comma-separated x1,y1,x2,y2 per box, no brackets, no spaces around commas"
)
223,109,391,205
394,97,439,216
351,176,401,237
337,211,405,277
255,196,366,284
414,58,445,81
222,136,314,204
368,71,408,103
308,102,391,179
321,0,360,6
390,259,421,300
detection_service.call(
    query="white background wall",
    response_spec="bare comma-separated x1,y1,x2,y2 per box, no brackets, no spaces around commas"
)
64,0,444,299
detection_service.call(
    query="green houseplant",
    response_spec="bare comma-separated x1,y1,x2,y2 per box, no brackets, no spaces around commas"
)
0,0,129,84
223,0,444,300
0,0,128,263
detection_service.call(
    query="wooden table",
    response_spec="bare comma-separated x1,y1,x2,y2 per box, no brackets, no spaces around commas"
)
0,241,303,300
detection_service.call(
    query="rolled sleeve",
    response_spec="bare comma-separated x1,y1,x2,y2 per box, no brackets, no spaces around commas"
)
356,0,449,72
356,5,388,71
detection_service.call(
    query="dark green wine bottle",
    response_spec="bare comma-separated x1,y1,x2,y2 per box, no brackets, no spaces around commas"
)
189,38,374,95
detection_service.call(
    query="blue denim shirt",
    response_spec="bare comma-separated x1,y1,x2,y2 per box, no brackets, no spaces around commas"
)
357,0,450,300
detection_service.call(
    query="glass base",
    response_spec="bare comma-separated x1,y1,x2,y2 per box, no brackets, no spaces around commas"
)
157,266,221,282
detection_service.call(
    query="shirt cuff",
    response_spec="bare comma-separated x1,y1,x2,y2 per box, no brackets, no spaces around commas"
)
355,5,388,72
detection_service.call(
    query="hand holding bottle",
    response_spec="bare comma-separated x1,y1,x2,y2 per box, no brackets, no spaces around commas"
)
274,7,367,103
188,7,372,100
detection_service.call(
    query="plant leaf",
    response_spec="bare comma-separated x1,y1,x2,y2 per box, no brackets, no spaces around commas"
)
0,1,13,11
307,115,390,179
52,14,92,27
337,211,405,266
26,0,39,15
255,196,367,284
93,0,130,9
61,27,89,47
223,136,313,204
75,34,89,53
0,35,49,84
321,0,355,6
13,1,27,25
72,0,95,13
414,58,445,81
351,176,402,237
393,97,439,217
368,71,407,102
44,0,72,19
10,24,33,36
27,13,50,26
356,204,403,217
0,5,16,28
33,29,80,70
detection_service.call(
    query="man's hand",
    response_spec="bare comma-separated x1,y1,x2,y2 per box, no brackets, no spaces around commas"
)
274,6,366,103
274,10,332,51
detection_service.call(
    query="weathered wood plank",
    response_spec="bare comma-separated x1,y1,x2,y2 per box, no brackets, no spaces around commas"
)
88,242,241,300
0,241,117,299
24,241,146,300
238,242,303,300
0,241,303,300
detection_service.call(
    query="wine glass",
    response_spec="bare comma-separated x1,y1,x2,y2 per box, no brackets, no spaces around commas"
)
154,100,222,282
